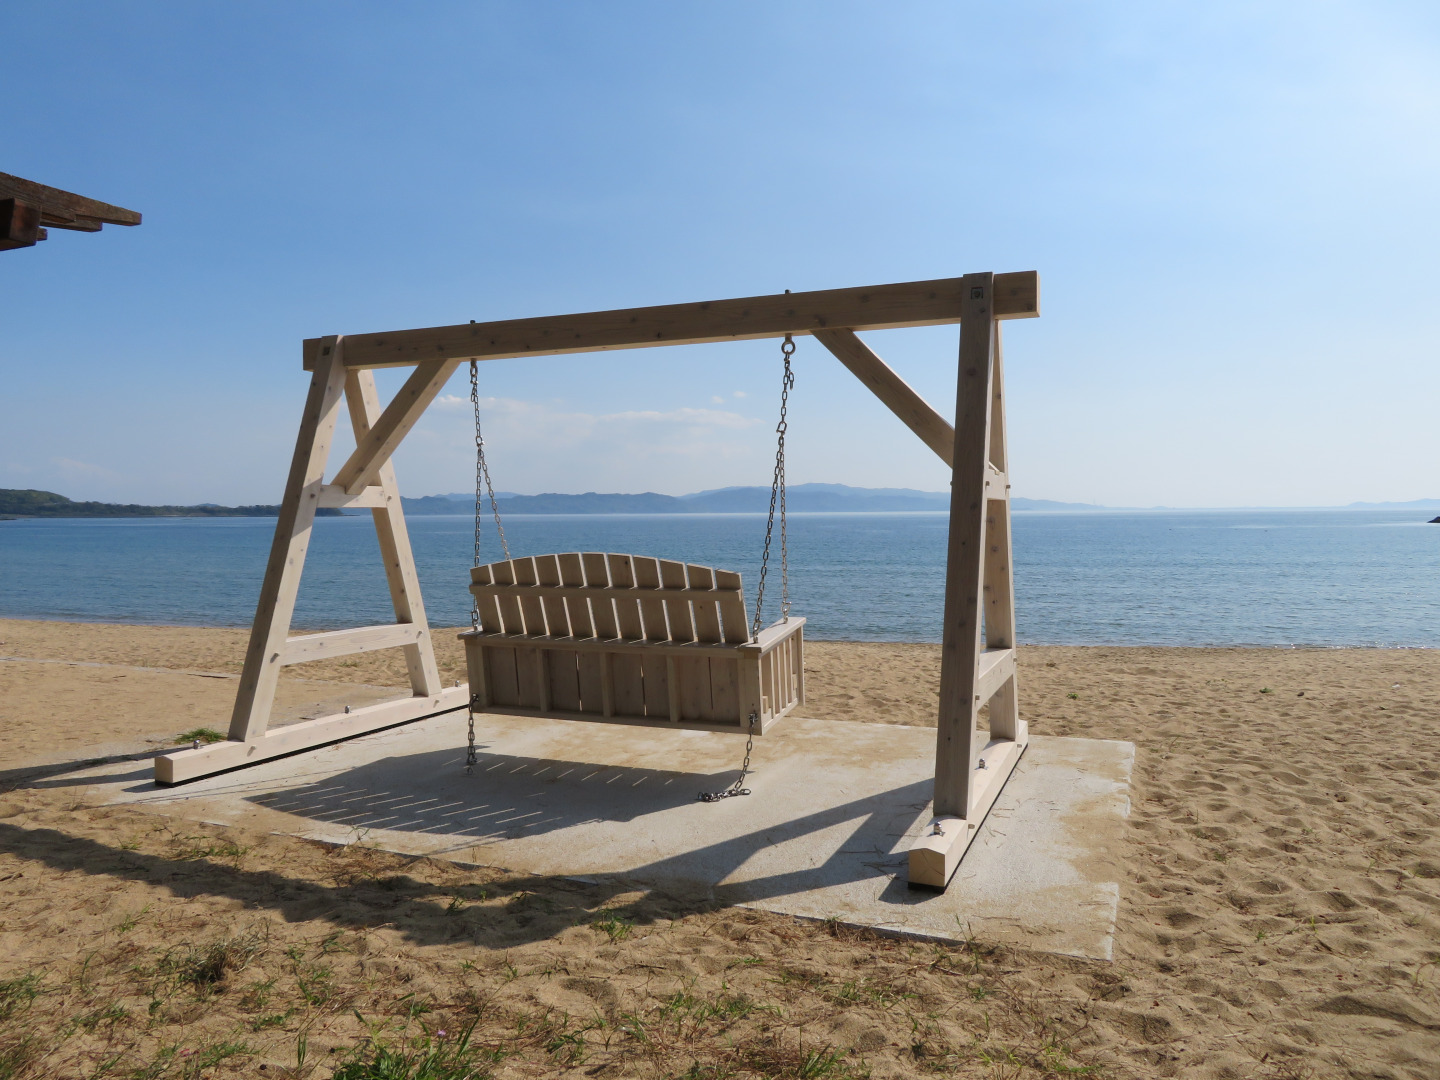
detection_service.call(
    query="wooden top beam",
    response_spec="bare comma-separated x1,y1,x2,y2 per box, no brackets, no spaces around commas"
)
303,271,1039,370
0,172,141,229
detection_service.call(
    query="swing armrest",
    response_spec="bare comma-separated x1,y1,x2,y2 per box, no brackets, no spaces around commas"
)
747,617,805,655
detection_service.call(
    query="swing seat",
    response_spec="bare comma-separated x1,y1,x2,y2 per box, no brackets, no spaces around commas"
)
459,552,804,734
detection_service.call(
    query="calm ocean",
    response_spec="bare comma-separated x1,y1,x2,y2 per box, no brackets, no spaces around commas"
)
1,510,1436,647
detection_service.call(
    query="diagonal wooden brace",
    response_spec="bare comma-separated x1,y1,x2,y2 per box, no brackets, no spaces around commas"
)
330,358,459,494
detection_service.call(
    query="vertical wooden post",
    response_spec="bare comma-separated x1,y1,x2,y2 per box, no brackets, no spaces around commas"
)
983,325,1023,743
228,338,349,741
933,274,997,819
344,370,443,697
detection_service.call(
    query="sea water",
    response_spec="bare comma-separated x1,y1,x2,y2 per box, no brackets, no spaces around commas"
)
1,510,1436,646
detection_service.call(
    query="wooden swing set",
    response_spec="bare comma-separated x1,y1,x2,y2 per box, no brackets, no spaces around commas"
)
154,270,1039,890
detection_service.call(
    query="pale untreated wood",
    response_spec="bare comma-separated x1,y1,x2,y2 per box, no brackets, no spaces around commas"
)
302,272,1041,370
317,484,388,508
462,554,803,733
813,328,955,466
280,623,426,665
934,274,998,820
982,327,1022,743
331,359,459,493
908,738,1025,888
228,338,350,742
159,686,469,784
344,369,443,697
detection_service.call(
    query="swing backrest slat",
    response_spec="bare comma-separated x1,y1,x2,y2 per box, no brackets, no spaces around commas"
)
468,553,750,644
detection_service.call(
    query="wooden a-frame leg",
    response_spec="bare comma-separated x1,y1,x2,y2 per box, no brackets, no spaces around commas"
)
983,325,1024,744
909,274,1028,889
228,338,350,742
344,370,443,698
933,273,997,821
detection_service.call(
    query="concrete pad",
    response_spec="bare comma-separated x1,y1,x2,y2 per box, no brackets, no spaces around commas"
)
80,713,1133,960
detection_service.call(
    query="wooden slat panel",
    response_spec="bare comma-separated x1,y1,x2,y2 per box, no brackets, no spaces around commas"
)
558,554,595,637
583,553,620,639
658,560,694,642
491,561,524,634
465,637,490,708
677,657,713,721
606,554,647,716
470,564,503,633
687,564,724,643
469,581,743,605
533,554,570,637
303,272,1041,370
511,556,547,636
642,653,670,719
487,646,520,706
515,647,546,709
561,554,604,709
714,569,749,643
710,658,740,726
546,647,582,712
631,556,669,640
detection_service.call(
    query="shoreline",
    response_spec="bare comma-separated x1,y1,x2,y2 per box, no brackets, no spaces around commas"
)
2,613,1437,651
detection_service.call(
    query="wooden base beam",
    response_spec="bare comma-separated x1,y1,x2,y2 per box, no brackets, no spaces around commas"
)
908,733,1027,889
155,686,469,784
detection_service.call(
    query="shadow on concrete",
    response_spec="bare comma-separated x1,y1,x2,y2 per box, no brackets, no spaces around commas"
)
230,744,939,911
244,746,739,841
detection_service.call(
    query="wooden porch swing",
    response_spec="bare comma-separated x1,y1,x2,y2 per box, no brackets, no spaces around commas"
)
154,270,1039,891
457,333,805,740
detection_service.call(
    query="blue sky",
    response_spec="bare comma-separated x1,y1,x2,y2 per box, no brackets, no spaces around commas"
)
4,1,1438,507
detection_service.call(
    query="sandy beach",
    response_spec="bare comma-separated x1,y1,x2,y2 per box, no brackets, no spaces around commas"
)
0,617,1436,1078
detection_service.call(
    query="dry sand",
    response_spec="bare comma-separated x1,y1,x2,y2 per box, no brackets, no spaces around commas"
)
0,618,1437,1078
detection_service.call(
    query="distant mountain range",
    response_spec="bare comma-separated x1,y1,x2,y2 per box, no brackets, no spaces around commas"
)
5,485,1436,521
401,484,1107,515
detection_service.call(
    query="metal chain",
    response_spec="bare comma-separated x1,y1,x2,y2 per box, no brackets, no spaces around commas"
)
697,712,757,802
471,360,510,564
750,334,795,639
701,334,794,804
466,358,510,775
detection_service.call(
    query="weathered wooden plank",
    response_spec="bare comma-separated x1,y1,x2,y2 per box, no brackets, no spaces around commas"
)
0,171,142,226
302,272,1041,370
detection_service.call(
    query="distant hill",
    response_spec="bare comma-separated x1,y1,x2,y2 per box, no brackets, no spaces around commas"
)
402,483,953,515
0,489,341,519
404,485,1119,515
